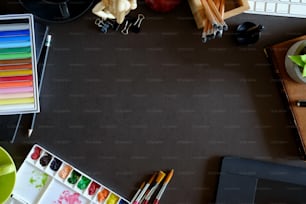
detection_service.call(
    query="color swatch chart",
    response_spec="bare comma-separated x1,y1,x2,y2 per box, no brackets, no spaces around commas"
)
0,14,39,115
7,144,130,204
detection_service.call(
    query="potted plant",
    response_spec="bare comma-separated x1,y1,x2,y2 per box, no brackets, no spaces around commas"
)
285,40,306,83
289,51,306,76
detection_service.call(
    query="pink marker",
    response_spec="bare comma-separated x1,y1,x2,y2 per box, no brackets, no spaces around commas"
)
0,91,33,99
0,86,33,94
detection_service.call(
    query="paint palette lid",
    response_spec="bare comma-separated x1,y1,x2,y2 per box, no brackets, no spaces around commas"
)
6,144,131,204
0,14,40,115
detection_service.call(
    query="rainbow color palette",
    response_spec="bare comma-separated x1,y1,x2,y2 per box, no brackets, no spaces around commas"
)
0,14,39,115
7,144,130,204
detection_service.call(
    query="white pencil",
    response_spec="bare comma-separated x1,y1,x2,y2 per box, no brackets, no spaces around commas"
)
28,34,52,137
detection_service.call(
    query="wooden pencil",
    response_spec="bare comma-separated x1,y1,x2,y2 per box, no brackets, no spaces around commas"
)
207,0,225,29
200,0,218,28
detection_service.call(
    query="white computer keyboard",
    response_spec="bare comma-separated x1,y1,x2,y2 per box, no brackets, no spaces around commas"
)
245,0,306,18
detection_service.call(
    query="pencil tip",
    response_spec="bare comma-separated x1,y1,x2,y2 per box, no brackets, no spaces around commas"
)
28,129,33,137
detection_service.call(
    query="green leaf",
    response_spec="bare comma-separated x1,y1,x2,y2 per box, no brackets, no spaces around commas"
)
301,54,306,63
303,64,306,77
289,55,305,67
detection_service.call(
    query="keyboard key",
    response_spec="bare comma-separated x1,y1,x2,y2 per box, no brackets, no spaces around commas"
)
246,0,306,18
266,3,276,12
255,2,265,11
290,4,306,15
276,3,289,13
248,1,255,11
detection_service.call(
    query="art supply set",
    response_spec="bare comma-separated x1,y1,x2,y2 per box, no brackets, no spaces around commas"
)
6,144,130,204
131,169,174,204
0,14,39,115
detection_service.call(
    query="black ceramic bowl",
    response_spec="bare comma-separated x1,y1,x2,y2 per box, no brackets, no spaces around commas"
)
235,22,264,45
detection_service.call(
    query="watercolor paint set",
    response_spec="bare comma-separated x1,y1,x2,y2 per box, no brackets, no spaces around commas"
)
6,144,130,204
0,14,39,115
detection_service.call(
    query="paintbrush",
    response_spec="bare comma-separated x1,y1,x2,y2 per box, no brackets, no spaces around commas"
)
142,171,166,204
153,169,174,204
133,172,156,204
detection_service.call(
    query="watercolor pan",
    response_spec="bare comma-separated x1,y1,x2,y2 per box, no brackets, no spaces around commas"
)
0,14,39,115
6,144,131,204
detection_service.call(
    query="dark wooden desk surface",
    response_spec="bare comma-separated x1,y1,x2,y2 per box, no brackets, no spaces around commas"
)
1,1,306,203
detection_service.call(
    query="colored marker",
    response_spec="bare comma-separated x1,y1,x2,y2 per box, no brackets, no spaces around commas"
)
0,58,31,65
0,64,32,70
0,80,33,88
0,52,32,60
0,41,31,49
0,97,34,105
0,103,34,112
0,86,33,94
0,29,30,37
0,69,32,77
0,75,33,81
0,92,33,99
153,169,174,204
0,46,31,54
0,36,30,43
143,171,166,204
131,182,145,203
133,172,156,204
0,23,29,31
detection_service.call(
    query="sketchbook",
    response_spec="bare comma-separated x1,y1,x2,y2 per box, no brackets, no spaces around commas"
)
264,35,306,160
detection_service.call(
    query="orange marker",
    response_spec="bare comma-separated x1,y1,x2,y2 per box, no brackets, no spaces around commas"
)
0,80,33,88
153,169,174,204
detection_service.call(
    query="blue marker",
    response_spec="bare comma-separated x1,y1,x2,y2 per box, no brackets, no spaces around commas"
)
0,36,30,42
0,29,30,37
0,41,31,49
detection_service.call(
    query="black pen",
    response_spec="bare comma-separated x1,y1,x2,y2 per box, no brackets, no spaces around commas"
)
296,100,306,107
28,34,52,137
